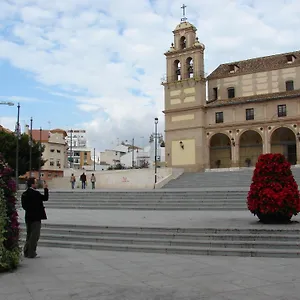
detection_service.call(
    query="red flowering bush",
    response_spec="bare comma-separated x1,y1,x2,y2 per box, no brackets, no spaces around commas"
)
247,153,300,223
0,154,20,272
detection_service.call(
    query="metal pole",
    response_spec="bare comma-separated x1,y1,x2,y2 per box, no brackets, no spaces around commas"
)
69,129,73,168
29,117,33,176
132,138,134,168
154,118,158,186
93,147,96,171
39,127,42,182
15,103,20,190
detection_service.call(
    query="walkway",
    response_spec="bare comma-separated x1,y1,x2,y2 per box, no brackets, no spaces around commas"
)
2,247,300,299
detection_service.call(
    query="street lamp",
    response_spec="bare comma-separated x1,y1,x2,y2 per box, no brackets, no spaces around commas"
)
15,103,20,190
29,117,33,176
0,101,14,106
93,147,96,171
38,127,42,182
69,129,73,168
154,117,158,187
132,138,135,168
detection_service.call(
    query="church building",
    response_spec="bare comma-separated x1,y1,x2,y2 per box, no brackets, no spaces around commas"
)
163,10,300,172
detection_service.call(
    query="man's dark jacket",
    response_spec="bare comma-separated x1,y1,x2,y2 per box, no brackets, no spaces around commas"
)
21,188,49,223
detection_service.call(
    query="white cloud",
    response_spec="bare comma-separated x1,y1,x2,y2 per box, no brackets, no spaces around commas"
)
1,0,300,150
0,116,16,131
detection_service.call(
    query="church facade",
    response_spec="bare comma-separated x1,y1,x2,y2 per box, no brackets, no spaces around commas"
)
162,20,300,172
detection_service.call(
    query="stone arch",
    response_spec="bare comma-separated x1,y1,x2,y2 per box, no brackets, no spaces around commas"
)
238,130,263,167
270,127,297,165
180,36,186,49
209,133,231,168
173,59,181,81
186,57,193,78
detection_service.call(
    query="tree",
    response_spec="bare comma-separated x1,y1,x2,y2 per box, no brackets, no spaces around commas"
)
0,131,45,176
247,153,300,223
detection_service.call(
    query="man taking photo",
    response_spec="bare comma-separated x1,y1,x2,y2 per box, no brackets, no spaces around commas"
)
21,178,49,258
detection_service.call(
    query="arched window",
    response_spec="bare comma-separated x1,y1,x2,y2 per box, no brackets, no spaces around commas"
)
186,57,193,78
180,36,186,49
174,60,181,81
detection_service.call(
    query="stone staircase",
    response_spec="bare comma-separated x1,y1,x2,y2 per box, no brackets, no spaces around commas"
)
163,167,300,188
20,224,300,258
29,190,248,210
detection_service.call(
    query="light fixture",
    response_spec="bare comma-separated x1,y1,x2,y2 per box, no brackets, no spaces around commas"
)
179,141,184,149
231,138,235,147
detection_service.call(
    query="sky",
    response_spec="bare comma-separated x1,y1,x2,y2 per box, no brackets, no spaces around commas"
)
0,0,300,152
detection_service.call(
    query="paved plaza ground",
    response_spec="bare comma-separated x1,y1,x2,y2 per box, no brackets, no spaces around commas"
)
2,247,300,300
0,209,298,299
18,209,300,229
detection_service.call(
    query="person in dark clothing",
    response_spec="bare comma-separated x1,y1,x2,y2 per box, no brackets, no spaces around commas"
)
80,172,87,189
21,177,49,258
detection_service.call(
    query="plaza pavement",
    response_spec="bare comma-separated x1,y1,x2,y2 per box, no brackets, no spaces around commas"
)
2,247,300,299
1,209,298,299
17,209,300,229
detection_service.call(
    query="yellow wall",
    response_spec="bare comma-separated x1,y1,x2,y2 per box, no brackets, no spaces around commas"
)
171,139,196,166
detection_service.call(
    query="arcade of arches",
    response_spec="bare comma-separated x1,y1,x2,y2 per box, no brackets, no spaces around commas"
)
209,127,298,169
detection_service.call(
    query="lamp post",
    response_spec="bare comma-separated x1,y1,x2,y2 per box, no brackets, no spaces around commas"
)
15,103,20,190
29,117,33,176
93,147,96,171
154,117,158,187
70,129,73,168
132,138,135,168
38,127,42,182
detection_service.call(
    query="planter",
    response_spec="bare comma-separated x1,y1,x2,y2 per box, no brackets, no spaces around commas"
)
257,212,292,224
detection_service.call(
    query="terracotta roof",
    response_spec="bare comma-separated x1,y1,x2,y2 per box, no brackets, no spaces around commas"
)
0,125,12,133
31,130,50,142
207,50,300,80
206,90,300,108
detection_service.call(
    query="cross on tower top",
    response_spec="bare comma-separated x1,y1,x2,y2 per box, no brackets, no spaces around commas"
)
181,4,187,22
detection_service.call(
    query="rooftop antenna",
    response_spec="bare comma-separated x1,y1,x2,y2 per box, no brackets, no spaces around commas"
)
181,4,187,22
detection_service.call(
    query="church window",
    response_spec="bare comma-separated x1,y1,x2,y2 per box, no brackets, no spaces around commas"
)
227,87,235,99
286,80,294,91
213,87,218,100
215,112,224,123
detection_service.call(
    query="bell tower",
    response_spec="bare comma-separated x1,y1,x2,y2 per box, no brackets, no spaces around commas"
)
162,5,207,172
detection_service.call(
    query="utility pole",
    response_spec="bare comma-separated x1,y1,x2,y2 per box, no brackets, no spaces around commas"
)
70,129,73,168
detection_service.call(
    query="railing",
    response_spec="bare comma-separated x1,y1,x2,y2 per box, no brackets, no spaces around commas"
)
161,71,205,84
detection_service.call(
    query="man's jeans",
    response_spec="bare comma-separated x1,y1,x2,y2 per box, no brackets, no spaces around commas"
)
82,181,86,189
24,221,41,258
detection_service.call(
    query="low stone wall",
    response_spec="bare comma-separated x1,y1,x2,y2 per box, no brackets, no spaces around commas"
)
48,168,175,190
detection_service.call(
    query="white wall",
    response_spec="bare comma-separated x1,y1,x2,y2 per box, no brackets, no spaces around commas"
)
49,168,175,189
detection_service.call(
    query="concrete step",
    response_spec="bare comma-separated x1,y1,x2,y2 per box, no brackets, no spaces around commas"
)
20,233,300,250
19,238,300,258
34,206,247,211
22,227,300,241
20,224,300,257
